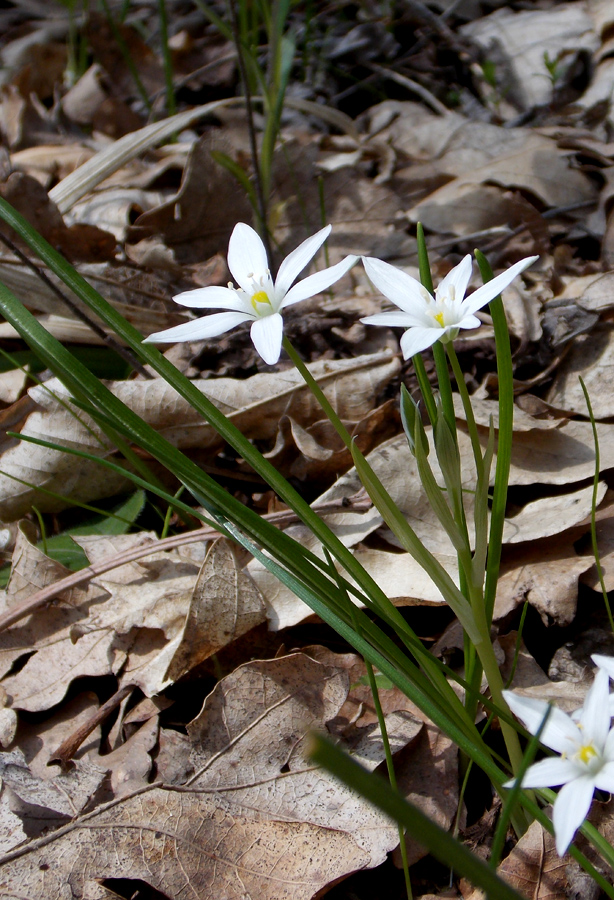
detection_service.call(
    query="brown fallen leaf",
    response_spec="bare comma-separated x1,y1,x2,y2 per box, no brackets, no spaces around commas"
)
185,653,404,865
548,325,614,418
462,820,567,900
461,4,598,112
0,652,424,898
129,133,253,264
164,539,266,683
0,352,399,518
0,787,370,899
0,172,116,263
496,533,593,624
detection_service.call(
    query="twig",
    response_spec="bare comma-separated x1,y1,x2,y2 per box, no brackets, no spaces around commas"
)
0,233,153,379
51,683,134,767
367,63,450,116
227,0,272,259
0,495,371,634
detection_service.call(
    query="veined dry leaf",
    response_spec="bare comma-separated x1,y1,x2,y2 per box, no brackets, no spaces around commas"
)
0,788,369,900
164,540,266,683
453,395,565,431
186,653,404,865
0,653,422,898
0,353,398,518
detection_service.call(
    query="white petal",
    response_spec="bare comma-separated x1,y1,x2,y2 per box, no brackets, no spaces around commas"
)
461,256,538,316
511,756,579,788
594,761,614,793
282,255,359,306
579,668,611,748
363,257,431,314
456,313,482,331
362,311,425,328
227,223,269,294
250,313,283,365
503,690,579,754
605,726,614,757
400,326,445,358
592,653,614,681
173,286,248,311
436,255,473,304
552,776,595,856
274,225,331,298
143,311,252,343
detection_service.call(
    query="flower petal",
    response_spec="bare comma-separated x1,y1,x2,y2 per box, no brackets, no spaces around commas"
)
509,756,579,789
461,256,538,316
282,255,359,306
592,653,614,682
363,257,431,314
143,311,252,343
173,286,248,311
579,667,611,748
436,255,473,305
274,225,331,299
400,326,445,358
552,775,595,856
250,313,283,365
227,223,269,294
455,313,482,331
362,311,425,328
594,760,614,793
503,690,579,754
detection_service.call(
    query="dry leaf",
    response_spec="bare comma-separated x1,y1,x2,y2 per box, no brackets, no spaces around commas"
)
0,353,399,518
164,539,266,683
462,4,598,112
0,652,424,898
548,325,614,417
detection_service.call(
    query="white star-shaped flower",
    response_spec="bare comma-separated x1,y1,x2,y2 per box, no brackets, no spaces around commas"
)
503,668,614,856
144,223,358,365
361,253,538,358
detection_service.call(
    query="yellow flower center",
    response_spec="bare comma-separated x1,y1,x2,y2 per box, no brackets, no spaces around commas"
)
251,290,271,312
434,311,445,327
577,743,598,765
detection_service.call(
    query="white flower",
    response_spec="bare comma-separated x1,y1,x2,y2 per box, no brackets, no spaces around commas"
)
144,223,358,365
503,668,614,856
361,253,538,358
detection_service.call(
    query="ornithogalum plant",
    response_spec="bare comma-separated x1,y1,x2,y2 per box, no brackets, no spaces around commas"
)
1,194,614,897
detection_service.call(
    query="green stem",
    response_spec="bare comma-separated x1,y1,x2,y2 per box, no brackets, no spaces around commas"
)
579,376,614,633
282,336,353,450
475,250,513,625
365,661,412,900
446,344,482,471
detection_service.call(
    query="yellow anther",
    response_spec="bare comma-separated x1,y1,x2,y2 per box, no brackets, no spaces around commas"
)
434,311,445,327
577,744,598,764
251,290,271,311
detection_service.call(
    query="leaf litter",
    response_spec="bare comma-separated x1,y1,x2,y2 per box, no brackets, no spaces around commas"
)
2,0,614,897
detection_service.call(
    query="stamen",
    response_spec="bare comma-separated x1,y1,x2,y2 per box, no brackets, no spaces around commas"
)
434,311,445,327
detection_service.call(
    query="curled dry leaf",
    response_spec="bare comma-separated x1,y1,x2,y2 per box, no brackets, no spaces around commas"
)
461,4,598,112
0,352,399,518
